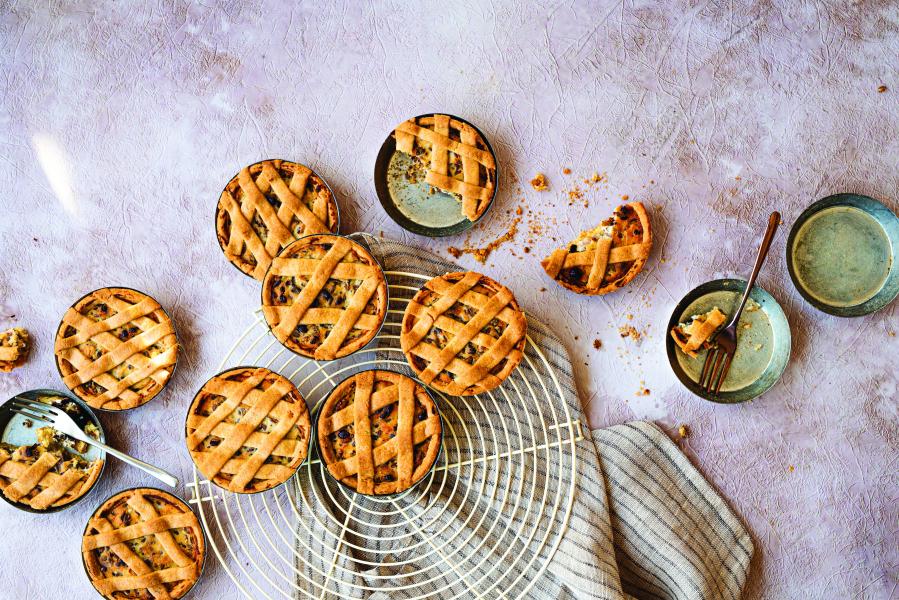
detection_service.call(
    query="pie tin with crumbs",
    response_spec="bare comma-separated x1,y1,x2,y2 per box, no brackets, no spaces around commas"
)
665,279,791,404
80,486,207,600
260,233,390,361
374,113,499,237
215,158,341,279
0,388,107,513
53,286,181,412
313,369,444,498
183,365,312,495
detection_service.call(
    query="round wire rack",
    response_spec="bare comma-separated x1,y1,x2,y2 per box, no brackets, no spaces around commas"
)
187,270,584,599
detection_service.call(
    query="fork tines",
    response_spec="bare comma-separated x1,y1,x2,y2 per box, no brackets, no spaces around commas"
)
699,347,733,394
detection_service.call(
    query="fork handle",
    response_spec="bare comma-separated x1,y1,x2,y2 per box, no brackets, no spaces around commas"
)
731,211,780,327
74,433,179,488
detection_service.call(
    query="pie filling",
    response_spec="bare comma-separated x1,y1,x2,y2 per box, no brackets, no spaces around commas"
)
556,204,643,288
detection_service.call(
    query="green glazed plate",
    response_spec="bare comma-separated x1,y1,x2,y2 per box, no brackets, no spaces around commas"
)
786,193,899,317
666,279,791,404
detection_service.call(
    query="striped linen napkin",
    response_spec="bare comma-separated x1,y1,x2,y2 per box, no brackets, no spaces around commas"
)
293,234,753,599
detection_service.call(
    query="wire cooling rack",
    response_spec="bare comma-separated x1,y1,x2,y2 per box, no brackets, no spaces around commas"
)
187,270,583,599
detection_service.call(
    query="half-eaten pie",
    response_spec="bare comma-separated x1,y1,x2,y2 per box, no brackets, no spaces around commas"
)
0,393,103,510
541,201,653,295
186,366,310,493
82,487,205,600
54,288,179,411
394,114,496,222
671,307,727,358
317,370,442,495
0,327,30,372
217,159,340,280
261,234,388,360
401,272,527,396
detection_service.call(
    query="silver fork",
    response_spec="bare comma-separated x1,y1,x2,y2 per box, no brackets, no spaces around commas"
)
8,396,179,488
699,211,781,395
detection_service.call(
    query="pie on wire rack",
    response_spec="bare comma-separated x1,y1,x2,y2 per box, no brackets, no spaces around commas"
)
541,201,653,295
54,287,179,411
401,271,527,396
82,487,205,599
394,114,496,222
185,366,311,493
317,370,442,495
216,159,340,280
261,234,388,360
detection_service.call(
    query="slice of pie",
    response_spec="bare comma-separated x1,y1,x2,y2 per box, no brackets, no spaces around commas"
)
400,272,527,396
217,159,340,280
671,307,727,358
261,234,388,360
82,487,205,599
0,327,30,372
0,394,103,510
541,201,653,295
317,370,442,495
54,288,179,411
186,366,311,493
393,114,496,222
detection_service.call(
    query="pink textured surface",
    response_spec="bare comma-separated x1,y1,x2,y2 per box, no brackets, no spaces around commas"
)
1,2,897,598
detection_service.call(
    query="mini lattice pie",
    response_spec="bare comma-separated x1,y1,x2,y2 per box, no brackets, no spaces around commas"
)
261,234,388,360
671,307,727,358
318,370,442,495
82,488,205,600
0,394,103,510
401,272,527,396
186,367,311,493
542,201,653,295
0,327,30,372
217,159,340,280
54,288,179,411
394,114,496,222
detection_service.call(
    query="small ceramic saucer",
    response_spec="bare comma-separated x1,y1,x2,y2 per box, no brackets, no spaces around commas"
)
666,279,791,403
373,113,498,237
786,193,899,317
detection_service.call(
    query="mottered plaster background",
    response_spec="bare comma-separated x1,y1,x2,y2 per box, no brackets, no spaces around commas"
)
0,1,897,598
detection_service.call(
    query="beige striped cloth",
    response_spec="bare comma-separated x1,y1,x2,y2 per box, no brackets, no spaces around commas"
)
293,235,754,599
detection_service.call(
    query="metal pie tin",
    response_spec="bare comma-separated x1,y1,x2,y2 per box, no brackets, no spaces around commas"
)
0,388,107,513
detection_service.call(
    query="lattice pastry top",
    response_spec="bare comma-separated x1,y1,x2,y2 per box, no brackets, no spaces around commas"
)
671,307,727,358
541,201,653,295
82,488,205,600
54,288,179,411
186,367,311,494
394,114,496,222
217,159,339,280
261,234,388,360
401,272,527,396
317,370,442,495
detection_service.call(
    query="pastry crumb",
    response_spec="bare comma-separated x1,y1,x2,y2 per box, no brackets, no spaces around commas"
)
446,214,520,263
618,325,641,341
530,173,549,191
562,167,572,175
593,339,602,350
636,385,650,396
888,330,896,337
447,247,462,259
788,465,795,472
621,194,629,201
678,425,690,439
877,85,888,93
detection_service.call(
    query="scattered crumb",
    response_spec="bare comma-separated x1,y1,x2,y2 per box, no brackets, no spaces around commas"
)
888,330,896,337
618,325,641,341
636,385,650,396
23,419,33,428
530,173,549,191
678,425,690,439
621,194,629,201
753,343,764,351
742,322,752,330
447,246,462,259
593,339,602,350
877,85,888,93
626,313,633,320
562,167,572,175
574,335,579,340
539,287,547,292
447,213,521,263
788,465,795,473
523,247,530,253
745,298,761,312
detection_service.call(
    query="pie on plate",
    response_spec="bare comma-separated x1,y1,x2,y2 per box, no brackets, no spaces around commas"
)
54,287,179,411
82,487,205,600
0,327,30,372
394,114,496,222
401,272,527,396
541,201,653,295
317,370,442,495
0,393,103,510
261,234,388,360
186,366,311,493
217,159,340,280
670,307,727,358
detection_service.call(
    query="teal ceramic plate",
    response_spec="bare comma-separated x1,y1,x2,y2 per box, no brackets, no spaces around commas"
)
373,113,498,237
786,193,899,317
666,279,791,403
